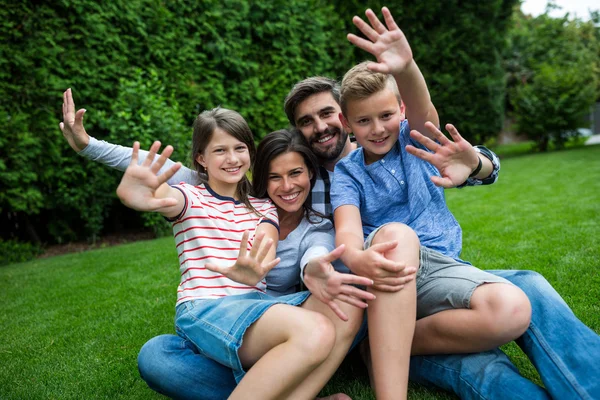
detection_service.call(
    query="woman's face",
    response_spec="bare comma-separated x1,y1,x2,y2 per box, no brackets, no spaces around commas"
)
267,151,312,214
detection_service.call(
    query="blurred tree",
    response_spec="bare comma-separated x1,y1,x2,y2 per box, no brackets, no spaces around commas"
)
505,9,599,150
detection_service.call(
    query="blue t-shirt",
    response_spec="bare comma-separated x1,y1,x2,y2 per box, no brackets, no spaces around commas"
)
330,119,464,261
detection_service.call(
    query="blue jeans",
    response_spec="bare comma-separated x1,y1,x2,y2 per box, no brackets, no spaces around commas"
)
409,270,600,400
138,270,600,400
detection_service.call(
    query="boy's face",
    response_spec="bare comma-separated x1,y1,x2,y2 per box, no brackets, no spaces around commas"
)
342,88,405,165
293,91,349,162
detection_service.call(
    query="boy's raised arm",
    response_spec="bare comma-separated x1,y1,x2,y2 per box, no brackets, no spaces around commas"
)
348,7,439,137
60,88,197,185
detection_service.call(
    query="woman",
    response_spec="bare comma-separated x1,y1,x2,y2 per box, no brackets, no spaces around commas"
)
137,129,375,399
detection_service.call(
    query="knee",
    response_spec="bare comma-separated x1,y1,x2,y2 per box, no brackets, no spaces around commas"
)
375,223,419,248
137,335,174,385
295,313,336,363
474,284,532,340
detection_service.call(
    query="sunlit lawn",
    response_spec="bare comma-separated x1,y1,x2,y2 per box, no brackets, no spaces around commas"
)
1,145,599,399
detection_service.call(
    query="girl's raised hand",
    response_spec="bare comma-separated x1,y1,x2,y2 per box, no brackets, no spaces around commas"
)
116,141,182,212
205,231,281,286
303,245,376,321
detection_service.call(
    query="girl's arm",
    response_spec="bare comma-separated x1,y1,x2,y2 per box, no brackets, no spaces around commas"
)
116,141,185,218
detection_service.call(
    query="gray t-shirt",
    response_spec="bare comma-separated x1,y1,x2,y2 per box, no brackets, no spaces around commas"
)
265,214,349,296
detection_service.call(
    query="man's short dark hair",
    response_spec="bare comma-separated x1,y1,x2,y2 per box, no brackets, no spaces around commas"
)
284,77,341,126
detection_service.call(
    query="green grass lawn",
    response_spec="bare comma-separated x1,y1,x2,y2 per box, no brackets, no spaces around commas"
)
2,145,599,399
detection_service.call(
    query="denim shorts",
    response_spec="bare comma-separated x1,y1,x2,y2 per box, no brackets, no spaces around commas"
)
175,291,311,383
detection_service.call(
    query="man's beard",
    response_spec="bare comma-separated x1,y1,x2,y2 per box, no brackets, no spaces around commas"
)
310,127,348,162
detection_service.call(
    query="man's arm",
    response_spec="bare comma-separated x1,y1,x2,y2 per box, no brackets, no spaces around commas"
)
60,88,198,185
348,7,439,137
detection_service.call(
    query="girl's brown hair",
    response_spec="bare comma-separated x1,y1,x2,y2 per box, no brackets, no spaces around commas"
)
191,107,257,212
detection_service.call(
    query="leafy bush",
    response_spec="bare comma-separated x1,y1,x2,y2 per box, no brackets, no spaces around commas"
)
0,239,43,266
0,0,351,244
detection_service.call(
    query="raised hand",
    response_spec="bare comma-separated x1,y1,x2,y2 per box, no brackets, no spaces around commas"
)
351,241,417,292
406,122,481,188
59,88,90,152
303,245,376,321
348,7,413,75
116,141,182,211
205,231,281,286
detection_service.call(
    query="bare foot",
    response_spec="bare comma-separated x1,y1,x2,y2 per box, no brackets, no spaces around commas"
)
317,394,352,400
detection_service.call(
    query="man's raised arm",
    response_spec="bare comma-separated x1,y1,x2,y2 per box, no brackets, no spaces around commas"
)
60,88,198,186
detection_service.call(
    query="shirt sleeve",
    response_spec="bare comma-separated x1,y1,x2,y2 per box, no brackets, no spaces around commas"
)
298,220,337,283
80,136,199,185
257,199,279,231
457,145,501,188
330,161,362,212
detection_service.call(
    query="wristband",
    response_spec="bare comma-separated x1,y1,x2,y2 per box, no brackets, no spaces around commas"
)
469,156,482,178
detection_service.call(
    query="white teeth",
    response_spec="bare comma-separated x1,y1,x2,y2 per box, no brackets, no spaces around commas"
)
281,192,300,201
224,167,240,172
318,135,334,143
372,138,386,143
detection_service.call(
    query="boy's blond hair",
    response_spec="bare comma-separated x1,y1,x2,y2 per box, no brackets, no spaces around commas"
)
340,61,401,116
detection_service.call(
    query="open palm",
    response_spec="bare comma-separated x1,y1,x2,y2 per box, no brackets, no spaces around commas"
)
205,231,280,286
348,7,413,75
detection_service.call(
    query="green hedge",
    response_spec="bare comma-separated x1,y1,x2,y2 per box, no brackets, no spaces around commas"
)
1,0,517,246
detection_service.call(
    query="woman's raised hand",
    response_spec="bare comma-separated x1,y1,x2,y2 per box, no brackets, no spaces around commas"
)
303,245,376,321
205,231,281,286
116,141,182,212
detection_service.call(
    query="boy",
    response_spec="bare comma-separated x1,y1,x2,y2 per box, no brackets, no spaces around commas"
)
331,7,531,400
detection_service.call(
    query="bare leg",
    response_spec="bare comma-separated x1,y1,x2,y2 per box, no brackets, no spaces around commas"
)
229,304,335,400
412,282,532,355
368,223,419,400
285,297,364,399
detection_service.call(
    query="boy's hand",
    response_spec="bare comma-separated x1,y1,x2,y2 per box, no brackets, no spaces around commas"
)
349,243,417,292
59,88,90,152
116,141,182,211
406,122,480,188
303,245,376,321
205,231,281,287
348,7,413,75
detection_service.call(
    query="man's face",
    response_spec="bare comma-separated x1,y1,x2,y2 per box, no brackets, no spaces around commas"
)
293,92,348,162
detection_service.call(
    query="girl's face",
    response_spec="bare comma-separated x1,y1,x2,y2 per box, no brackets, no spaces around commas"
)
267,151,312,214
196,127,251,194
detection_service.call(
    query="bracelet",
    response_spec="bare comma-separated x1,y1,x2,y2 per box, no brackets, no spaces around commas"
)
469,156,482,178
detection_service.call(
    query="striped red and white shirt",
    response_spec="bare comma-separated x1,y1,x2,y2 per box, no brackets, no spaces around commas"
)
170,183,279,306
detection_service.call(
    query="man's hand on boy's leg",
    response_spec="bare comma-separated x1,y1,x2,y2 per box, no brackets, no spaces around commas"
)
347,7,413,76
59,88,90,152
406,122,480,188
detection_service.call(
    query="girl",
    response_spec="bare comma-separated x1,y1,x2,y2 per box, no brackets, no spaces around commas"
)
116,109,373,399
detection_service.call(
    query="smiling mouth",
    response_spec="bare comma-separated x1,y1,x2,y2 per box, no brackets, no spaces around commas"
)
223,167,241,173
317,134,334,143
280,192,301,201
370,137,388,144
